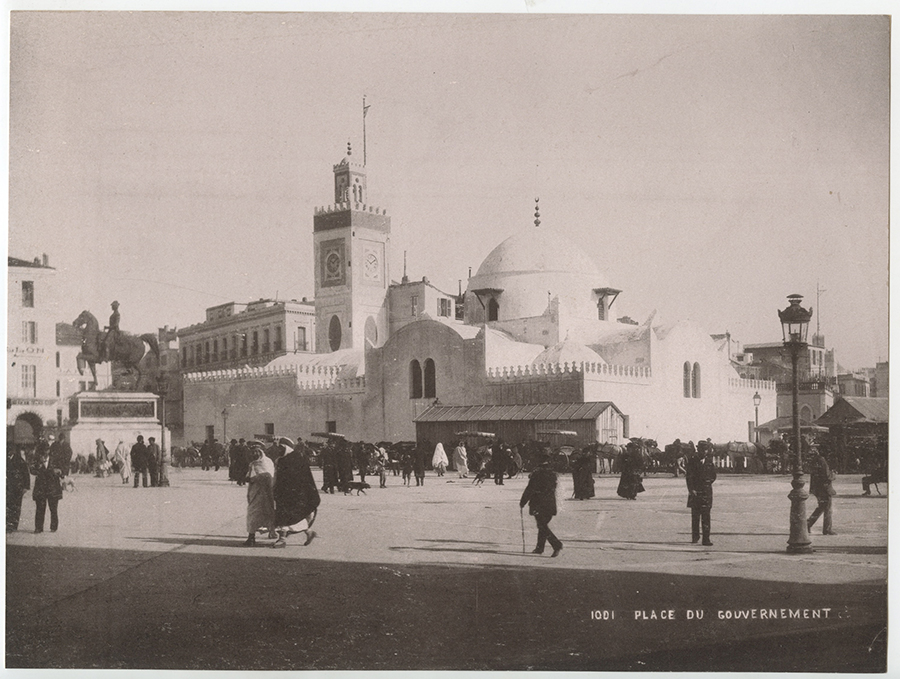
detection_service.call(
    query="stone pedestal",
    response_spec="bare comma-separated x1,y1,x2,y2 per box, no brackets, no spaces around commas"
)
66,391,168,460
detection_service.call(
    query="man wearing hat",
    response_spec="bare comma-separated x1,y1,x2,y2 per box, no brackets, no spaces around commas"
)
130,435,149,488
685,439,717,546
520,452,563,557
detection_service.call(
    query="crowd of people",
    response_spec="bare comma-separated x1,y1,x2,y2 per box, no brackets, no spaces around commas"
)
6,427,870,555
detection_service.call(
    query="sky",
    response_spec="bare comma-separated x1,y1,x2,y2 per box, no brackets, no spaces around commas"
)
6,8,890,371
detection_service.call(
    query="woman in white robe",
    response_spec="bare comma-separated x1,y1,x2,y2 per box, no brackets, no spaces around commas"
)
113,440,130,485
432,442,449,477
453,441,469,478
243,446,276,547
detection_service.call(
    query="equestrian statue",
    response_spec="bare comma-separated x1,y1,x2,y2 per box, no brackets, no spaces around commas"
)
73,302,160,391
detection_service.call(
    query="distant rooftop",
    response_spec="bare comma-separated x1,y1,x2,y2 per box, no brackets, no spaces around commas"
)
9,255,53,269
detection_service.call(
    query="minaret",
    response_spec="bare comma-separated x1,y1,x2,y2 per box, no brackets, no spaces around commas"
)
313,142,391,352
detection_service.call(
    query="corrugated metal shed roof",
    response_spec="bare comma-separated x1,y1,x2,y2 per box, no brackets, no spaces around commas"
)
415,402,619,422
816,397,889,425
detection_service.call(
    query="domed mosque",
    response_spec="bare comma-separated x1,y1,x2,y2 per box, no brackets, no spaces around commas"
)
463,199,622,348
182,154,773,451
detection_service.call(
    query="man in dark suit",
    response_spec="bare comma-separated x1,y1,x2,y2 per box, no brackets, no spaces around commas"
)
49,434,73,478
807,449,837,535
492,440,509,485
146,437,161,487
686,440,717,546
7,444,31,532
520,453,563,557
131,435,149,488
32,449,63,533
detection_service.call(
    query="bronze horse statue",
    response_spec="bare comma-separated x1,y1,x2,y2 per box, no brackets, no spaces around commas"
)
73,310,159,390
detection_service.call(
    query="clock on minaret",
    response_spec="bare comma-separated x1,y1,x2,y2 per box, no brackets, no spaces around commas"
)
364,251,380,281
321,239,346,287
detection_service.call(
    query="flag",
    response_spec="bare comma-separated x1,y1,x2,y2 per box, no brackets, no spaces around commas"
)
363,98,370,118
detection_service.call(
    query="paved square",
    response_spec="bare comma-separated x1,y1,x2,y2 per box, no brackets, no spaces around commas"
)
6,468,888,670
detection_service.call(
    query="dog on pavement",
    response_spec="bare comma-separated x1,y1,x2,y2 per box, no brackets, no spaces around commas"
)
344,481,371,495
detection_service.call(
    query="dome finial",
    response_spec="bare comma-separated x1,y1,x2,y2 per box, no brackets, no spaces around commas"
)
534,197,541,228
347,141,352,156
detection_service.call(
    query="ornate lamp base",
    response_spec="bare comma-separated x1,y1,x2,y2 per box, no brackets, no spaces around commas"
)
787,473,813,554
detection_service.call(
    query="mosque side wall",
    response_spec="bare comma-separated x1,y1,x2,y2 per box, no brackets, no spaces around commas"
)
581,322,776,445
374,321,484,443
182,376,363,444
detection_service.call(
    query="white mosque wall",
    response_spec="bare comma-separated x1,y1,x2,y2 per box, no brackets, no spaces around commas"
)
482,327,547,370
367,319,485,443
182,373,364,445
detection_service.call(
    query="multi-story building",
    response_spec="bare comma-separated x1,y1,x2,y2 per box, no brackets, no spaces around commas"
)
837,373,872,398
177,298,316,372
7,255,58,445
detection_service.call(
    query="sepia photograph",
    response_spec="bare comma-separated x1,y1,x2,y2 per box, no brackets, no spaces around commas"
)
5,4,890,673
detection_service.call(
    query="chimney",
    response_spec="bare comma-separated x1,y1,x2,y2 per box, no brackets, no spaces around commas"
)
41,253,49,266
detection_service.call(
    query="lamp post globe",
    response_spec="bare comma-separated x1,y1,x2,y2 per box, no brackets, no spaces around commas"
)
779,294,814,554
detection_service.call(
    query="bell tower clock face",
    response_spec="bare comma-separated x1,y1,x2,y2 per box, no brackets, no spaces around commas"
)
362,243,383,284
364,252,379,280
321,239,346,287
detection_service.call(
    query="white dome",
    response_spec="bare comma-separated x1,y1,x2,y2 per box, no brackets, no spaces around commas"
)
475,228,604,281
467,228,607,322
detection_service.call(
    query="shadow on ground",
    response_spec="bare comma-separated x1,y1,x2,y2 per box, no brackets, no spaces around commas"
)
6,543,886,672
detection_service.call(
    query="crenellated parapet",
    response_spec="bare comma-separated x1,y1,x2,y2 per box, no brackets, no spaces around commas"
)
184,365,300,383
314,203,389,216
728,377,777,392
297,376,366,393
486,361,652,383
183,363,365,393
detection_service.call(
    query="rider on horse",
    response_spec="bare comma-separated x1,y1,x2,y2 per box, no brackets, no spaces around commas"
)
101,301,120,361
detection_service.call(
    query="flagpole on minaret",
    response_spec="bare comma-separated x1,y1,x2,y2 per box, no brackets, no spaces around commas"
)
363,95,371,166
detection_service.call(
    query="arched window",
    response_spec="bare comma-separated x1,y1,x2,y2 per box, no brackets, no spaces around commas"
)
424,358,436,398
683,362,692,398
692,362,701,398
329,315,342,352
364,316,378,346
410,360,423,399
488,298,500,322
800,404,814,423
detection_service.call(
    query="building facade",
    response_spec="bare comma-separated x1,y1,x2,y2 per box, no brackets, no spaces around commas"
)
7,255,59,446
177,298,316,372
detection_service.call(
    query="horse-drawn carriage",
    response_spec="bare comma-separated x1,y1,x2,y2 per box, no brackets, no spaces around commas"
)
533,430,579,473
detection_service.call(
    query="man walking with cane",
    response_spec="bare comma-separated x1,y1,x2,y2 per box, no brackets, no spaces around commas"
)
519,452,563,557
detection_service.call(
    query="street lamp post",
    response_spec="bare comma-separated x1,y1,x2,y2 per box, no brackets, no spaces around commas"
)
753,391,761,443
779,294,814,554
156,374,170,487
222,407,228,442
